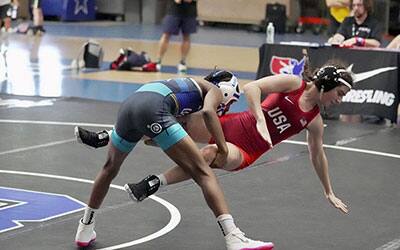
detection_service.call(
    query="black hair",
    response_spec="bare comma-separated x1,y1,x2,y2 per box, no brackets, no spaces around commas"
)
312,60,354,92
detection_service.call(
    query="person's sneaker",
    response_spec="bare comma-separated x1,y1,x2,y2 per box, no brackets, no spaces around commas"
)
156,62,162,72
124,175,160,202
177,63,187,74
225,228,274,250
75,219,96,247
75,126,110,148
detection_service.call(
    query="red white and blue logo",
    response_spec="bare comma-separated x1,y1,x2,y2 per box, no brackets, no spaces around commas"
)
270,56,306,76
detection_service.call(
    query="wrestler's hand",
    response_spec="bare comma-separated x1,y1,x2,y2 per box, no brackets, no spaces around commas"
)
210,147,228,169
175,0,182,4
326,192,349,214
256,117,273,147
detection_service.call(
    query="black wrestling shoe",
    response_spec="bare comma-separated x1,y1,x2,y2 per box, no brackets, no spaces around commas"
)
124,175,160,202
74,126,109,148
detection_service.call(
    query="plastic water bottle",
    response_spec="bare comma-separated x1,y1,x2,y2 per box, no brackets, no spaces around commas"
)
266,22,275,44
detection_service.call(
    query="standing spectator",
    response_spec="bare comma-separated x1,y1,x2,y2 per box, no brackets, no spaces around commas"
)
30,0,45,35
327,0,383,48
325,0,350,35
0,0,11,32
156,0,197,74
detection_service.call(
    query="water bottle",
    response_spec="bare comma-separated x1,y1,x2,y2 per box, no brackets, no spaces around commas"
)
266,22,275,44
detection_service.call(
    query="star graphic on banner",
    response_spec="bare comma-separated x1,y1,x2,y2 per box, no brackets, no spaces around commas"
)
74,0,88,15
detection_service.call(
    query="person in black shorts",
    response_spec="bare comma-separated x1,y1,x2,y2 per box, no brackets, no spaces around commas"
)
156,0,197,74
327,0,383,47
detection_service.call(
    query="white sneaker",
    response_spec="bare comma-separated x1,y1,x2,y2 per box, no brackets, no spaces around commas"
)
225,228,274,250
177,63,187,74
156,63,162,71
75,219,96,247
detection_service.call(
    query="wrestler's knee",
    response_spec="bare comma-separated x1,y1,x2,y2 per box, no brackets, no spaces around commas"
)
200,145,218,167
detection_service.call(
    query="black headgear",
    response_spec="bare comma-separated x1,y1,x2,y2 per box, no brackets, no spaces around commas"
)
313,66,353,92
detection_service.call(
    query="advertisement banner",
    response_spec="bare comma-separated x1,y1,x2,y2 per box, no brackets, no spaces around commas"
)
256,44,399,122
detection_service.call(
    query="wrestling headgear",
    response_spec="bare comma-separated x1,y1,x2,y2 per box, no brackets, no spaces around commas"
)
313,65,353,92
204,70,241,116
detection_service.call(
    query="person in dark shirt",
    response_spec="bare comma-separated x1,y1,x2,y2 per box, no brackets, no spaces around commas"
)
327,0,383,47
156,0,197,74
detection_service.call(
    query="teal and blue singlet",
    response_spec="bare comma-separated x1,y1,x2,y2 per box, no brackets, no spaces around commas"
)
111,78,204,152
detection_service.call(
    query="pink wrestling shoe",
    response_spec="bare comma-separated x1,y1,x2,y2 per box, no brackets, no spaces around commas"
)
225,227,274,250
75,219,96,247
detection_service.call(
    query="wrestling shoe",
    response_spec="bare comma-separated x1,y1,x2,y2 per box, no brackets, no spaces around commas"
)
225,228,274,250
75,219,96,247
75,126,109,148
124,175,160,202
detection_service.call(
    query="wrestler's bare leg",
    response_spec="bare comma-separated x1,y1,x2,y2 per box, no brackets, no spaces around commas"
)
163,142,243,185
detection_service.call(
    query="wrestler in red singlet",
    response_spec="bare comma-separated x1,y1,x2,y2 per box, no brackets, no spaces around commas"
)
218,80,320,170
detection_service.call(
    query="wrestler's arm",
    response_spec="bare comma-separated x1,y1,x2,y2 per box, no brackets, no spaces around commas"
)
306,115,349,214
195,78,228,168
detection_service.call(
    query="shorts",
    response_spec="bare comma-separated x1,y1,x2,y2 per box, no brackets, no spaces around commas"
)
112,83,188,153
162,15,197,35
0,4,10,19
30,0,41,8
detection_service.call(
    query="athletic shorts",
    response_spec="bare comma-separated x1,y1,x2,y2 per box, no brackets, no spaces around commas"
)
162,15,197,35
111,83,188,153
0,4,10,19
30,0,42,8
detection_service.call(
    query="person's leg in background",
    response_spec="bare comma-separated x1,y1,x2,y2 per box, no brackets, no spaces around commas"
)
31,0,45,34
177,15,197,74
156,32,171,71
177,33,190,74
156,14,180,71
